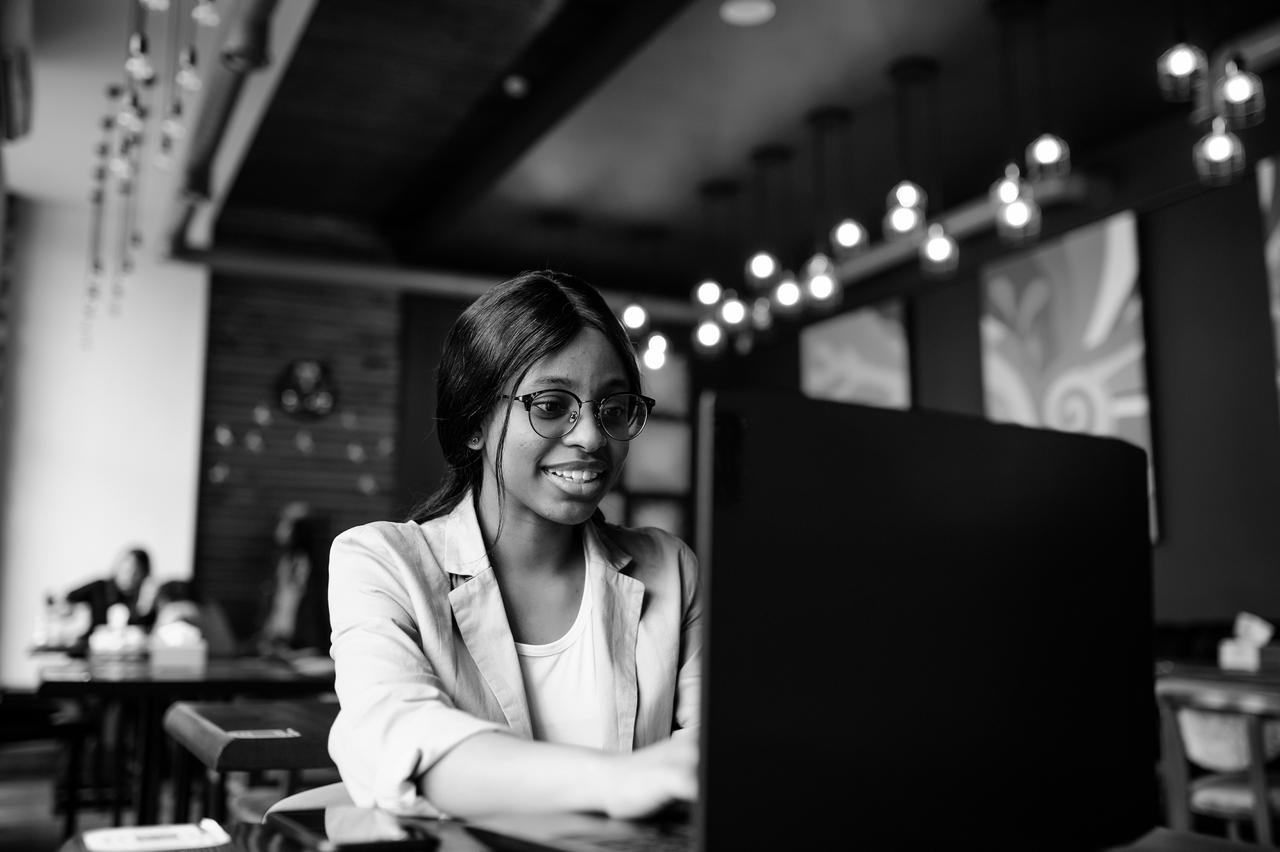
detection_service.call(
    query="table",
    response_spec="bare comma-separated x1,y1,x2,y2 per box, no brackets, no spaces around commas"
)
54,822,1263,852
163,698,340,822
38,657,334,827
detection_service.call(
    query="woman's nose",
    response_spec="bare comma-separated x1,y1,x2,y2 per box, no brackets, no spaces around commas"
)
565,403,608,450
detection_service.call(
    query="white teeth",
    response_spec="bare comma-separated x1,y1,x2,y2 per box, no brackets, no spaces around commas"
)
547,469,600,483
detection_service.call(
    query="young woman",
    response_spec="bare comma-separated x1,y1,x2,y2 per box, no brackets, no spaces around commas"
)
327,270,700,819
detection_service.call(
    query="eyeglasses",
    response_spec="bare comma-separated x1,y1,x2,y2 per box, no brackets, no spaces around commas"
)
500,389,656,441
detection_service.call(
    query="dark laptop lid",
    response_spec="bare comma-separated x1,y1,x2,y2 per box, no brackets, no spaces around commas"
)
695,389,1155,851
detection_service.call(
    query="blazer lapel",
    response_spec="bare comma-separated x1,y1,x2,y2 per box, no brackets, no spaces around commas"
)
445,498,533,738
587,523,644,751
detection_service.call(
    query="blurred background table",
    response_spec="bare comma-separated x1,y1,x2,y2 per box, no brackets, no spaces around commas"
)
37,656,335,827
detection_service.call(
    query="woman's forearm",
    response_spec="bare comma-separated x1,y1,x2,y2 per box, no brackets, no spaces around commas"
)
421,731,612,816
420,730,696,819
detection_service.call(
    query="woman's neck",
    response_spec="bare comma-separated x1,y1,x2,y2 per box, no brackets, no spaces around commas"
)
476,491,581,579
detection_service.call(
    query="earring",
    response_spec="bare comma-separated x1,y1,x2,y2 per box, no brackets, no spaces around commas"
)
468,435,482,449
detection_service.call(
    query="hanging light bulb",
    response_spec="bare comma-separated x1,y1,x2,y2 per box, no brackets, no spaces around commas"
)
802,252,841,310
989,163,1023,207
643,332,667,371
115,91,144,133
176,47,202,92
692,278,723,308
750,297,774,333
694,318,726,354
886,180,927,211
744,249,778,290
162,100,186,140
1156,42,1208,102
989,163,1041,243
1193,115,1245,186
1025,132,1071,181
192,0,221,27
621,303,649,335
996,195,1042,243
124,33,155,83
770,270,803,317
718,290,747,327
920,223,958,276
1218,59,1265,128
830,217,868,257
882,203,924,241
154,133,175,170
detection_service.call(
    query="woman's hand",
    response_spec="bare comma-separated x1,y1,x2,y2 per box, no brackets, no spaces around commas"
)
599,733,698,819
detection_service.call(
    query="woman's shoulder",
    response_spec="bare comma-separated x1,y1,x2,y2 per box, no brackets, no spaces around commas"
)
331,518,451,579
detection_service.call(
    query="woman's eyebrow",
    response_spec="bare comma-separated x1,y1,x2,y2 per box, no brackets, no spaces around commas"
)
521,375,630,391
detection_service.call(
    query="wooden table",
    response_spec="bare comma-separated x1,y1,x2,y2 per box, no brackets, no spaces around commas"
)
163,698,340,822
38,657,334,827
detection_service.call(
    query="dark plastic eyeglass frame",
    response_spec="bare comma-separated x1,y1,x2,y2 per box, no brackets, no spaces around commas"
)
499,390,657,441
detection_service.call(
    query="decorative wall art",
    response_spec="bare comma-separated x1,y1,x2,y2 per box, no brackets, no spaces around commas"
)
799,301,911,409
979,210,1158,536
1256,157,1280,407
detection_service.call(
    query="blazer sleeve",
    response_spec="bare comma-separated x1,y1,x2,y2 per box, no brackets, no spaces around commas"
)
327,526,505,813
674,539,702,735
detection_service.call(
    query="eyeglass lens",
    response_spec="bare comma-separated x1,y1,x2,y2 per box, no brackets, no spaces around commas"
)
526,390,648,440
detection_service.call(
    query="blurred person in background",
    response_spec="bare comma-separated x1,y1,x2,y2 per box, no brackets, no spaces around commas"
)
255,501,332,657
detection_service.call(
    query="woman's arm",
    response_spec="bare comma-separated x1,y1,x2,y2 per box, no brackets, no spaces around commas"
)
422,729,696,819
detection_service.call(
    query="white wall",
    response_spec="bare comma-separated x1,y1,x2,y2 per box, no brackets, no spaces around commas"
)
0,199,208,687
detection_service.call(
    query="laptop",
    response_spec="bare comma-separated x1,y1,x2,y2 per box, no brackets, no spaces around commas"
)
468,389,1157,851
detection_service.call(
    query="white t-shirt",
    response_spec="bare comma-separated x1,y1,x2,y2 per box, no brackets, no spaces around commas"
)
514,558,606,749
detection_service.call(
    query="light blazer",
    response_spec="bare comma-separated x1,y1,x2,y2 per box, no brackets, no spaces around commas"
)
326,495,702,812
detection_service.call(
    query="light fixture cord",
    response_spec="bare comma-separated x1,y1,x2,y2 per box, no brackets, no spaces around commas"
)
1033,2,1055,135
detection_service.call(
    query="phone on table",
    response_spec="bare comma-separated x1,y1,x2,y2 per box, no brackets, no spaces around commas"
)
265,806,440,852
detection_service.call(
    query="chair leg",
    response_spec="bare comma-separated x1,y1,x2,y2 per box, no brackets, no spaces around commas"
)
63,731,82,839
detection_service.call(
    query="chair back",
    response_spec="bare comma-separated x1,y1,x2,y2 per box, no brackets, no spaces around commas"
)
1156,674,1280,845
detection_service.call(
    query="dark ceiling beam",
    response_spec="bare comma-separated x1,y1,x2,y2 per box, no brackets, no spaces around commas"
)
383,0,695,258
168,0,279,253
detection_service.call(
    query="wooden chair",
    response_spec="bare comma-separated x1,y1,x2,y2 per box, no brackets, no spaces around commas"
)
1156,675,1280,845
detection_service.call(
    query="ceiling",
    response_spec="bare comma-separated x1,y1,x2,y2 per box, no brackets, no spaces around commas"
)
15,0,1280,306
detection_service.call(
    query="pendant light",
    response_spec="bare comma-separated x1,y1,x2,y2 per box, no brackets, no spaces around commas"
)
802,106,847,312
904,56,957,277
1217,56,1265,129
990,2,1041,244
690,179,738,314
883,57,934,243
1023,0,1070,182
1193,116,1245,185
744,145,790,296
1156,2,1208,102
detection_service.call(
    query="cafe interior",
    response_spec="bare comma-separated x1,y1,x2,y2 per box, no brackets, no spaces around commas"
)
5,0,1280,849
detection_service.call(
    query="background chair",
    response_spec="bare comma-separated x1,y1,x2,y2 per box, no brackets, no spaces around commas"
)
0,689,88,839
1156,675,1280,845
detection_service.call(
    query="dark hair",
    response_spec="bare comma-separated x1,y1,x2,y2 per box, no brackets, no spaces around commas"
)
128,548,151,578
407,270,641,525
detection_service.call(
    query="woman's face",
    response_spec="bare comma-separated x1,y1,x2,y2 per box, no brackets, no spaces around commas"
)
479,327,632,530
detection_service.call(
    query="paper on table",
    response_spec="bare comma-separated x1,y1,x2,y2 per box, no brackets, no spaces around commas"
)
82,818,231,851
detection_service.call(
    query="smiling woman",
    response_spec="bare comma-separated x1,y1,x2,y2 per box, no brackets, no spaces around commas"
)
324,270,701,820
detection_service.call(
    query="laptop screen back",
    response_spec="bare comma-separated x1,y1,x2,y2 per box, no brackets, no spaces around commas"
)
694,389,1155,851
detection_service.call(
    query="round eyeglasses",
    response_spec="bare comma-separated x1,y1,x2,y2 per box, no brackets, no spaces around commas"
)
500,389,656,441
